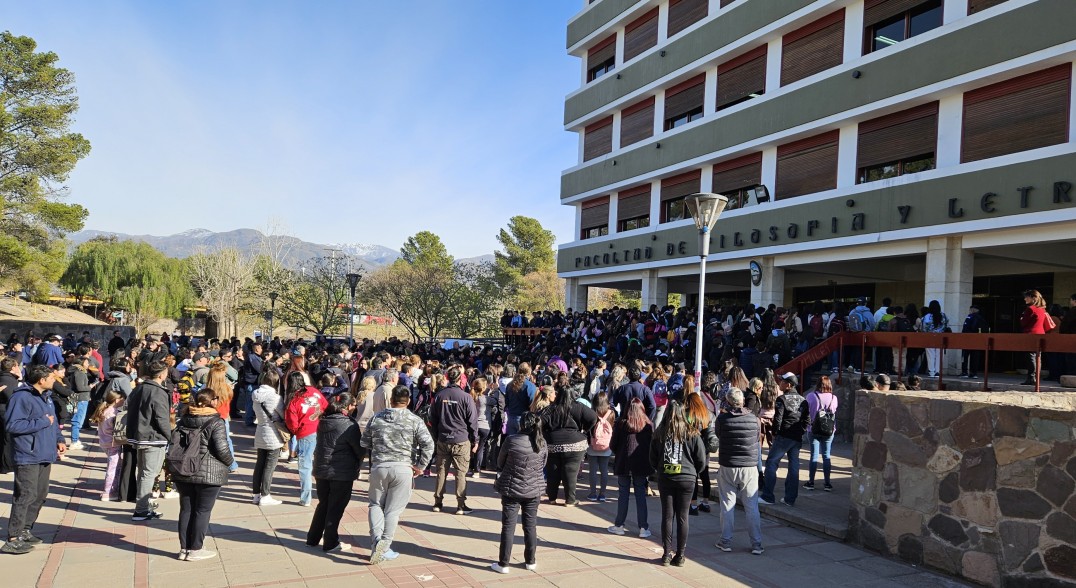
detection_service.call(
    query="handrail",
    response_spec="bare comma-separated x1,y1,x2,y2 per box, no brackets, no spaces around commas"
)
775,332,848,387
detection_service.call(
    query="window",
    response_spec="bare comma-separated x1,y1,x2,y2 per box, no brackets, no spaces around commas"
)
712,153,762,210
580,197,610,240
775,131,839,199
620,97,655,148
586,35,616,83
624,8,658,62
857,102,938,183
716,46,766,111
962,65,1072,163
968,0,1008,15
864,0,943,55
664,75,705,131
781,10,844,87
660,171,701,222
668,0,707,38
617,185,651,231
720,0,739,7
583,117,613,162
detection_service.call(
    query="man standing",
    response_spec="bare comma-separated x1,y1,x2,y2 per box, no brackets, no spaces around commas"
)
371,369,398,415
714,388,763,555
760,373,808,507
612,366,656,422
107,330,126,359
2,365,66,554
960,305,989,378
30,334,63,367
430,366,478,514
127,361,172,521
242,341,265,427
362,385,434,564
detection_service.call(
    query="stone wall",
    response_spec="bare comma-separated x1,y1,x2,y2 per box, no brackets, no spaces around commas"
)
0,321,135,358
849,389,1076,588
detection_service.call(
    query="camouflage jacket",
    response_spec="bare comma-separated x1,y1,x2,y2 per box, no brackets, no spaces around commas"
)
361,407,434,467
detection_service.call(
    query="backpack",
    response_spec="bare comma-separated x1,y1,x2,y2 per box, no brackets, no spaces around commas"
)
809,314,824,338
176,371,204,408
652,379,668,407
164,418,215,477
877,314,895,332
111,405,129,445
591,414,613,452
847,309,871,333
643,320,658,342
811,392,836,438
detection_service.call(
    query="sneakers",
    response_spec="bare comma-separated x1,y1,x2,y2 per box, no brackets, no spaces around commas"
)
525,563,537,571
258,495,282,506
564,501,578,508
597,495,608,503
697,502,711,513
177,550,188,561
132,511,162,521
802,481,815,490
607,525,626,536
327,541,351,553
18,530,42,545
716,542,732,552
299,501,311,507
587,494,599,502
752,546,766,556
432,501,443,513
470,472,480,480
251,494,261,505
382,549,399,561
490,563,510,574
70,441,84,450
660,554,672,566
689,506,699,516
671,555,686,567
369,539,390,565
456,504,473,515
780,498,794,507
186,549,217,562
162,491,180,499
759,497,775,505
639,528,652,539
1,538,32,555
824,483,834,492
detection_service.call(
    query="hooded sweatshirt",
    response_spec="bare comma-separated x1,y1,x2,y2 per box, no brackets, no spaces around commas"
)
361,407,434,467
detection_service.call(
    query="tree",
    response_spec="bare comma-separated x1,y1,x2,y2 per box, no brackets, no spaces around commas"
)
361,261,454,341
444,261,505,339
188,247,258,339
513,270,565,313
274,255,356,336
400,231,454,272
59,238,193,334
494,216,556,290
0,32,91,297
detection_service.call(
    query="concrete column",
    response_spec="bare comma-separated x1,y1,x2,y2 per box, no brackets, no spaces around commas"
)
574,202,582,240
611,111,622,153
765,38,782,91
608,193,620,234
704,68,718,113
843,1,865,63
837,125,859,188
942,0,967,25
750,256,785,308
653,90,666,136
700,164,714,193
1070,62,1076,143
649,181,662,224
614,27,626,67
936,94,964,169
641,270,669,309
755,146,778,204
657,2,669,43
924,236,973,374
565,278,589,312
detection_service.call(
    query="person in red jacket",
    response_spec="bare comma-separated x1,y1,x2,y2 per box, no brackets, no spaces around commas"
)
1019,289,1049,386
284,372,328,506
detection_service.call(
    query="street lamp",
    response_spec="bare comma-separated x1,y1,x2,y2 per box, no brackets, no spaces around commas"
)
685,192,729,380
346,272,361,347
268,291,278,341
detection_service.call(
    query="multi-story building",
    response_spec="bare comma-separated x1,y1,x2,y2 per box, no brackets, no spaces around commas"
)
557,0,1075,362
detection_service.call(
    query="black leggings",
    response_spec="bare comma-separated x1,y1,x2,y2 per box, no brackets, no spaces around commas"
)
692,461,711,501
470,428,491,473
307,479,354,550
659,477,694,558
546,450,585,504
175,482,221,551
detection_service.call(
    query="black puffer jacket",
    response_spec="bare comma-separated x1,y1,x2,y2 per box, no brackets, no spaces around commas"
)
716,409,760,468
172,410,232,486
313,413,363,481
495,433,548,499
773,392,809,442
610,420,654,476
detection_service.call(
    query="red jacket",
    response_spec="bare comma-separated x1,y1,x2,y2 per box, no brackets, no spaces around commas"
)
285,386,327,439
1020,306,1047,334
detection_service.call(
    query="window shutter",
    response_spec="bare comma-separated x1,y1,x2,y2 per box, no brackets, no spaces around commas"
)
660,171,702,202
587,35,616,75
668,0,708,38
961,65,1071,163
720,0,738,7
857,102,939,170
864,0,931,27
617,185,652,221
581,197,610,230
781,10,845,87
664,75,706,122
583,117,614,162
967,0,1008,15
620,97,655,148
624,9,659,62
776,131,840,200
712,153,762,194
716,46,767,111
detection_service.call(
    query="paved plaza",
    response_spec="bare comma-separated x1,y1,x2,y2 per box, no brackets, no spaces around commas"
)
0,427,970,588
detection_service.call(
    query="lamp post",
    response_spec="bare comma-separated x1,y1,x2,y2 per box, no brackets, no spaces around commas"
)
268,291,278,341
685,192,729,380
346,272,361,347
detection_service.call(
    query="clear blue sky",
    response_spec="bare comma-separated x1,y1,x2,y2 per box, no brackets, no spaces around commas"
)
6,1,581,258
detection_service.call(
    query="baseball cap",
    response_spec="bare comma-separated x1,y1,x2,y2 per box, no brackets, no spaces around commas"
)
46,334,62,342
192,352,209,363
875,373,892,386
780,372,799,386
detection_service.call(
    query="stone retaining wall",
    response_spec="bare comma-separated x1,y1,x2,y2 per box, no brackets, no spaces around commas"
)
849,390,1076,587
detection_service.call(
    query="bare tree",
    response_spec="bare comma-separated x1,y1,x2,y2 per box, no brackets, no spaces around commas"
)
189,247,257,338
274,255,356,336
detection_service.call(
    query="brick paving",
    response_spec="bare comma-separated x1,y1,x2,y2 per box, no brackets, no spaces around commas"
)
0,425,970,587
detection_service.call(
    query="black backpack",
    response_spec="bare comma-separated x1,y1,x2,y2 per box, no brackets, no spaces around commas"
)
164,418,215,477
811,392,837,438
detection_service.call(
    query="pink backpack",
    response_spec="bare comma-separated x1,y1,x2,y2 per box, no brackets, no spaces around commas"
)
592,413,614,451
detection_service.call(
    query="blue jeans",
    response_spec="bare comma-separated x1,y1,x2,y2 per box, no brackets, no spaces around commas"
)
296,434,317,504
243,384,256,426
506,415,521,436
225,420,239,472
808,433,833,484
614,474,649,530
70,400,89,443
762,436,801,505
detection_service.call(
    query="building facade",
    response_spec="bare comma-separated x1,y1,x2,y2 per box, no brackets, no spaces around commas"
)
558,0,1076,364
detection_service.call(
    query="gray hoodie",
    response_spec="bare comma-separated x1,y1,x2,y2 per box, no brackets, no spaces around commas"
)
361,407,434,468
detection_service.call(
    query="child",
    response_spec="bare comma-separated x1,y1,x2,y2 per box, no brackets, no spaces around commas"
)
587,393,615,502
91,390,126,501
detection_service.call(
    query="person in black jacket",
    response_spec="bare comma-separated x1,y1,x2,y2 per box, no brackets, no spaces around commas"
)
0,357,23,474
607,398,653,538
128,361,173,521
612,366,656,422
760,374,808,506
172,390,233,562
539,385,596,506
714,388,763,555
491,411,548,574
306,393,363,553
649,401,706,567
430,366,478,514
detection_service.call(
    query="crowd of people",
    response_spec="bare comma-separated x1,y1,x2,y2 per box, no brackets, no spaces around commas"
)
0,289,1071,565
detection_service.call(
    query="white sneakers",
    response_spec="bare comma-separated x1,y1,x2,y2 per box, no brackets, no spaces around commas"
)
639,528,652,539
70,442,84,450
491,563,510,574
607,525,626,535
186,549,217,561
258,495,282,506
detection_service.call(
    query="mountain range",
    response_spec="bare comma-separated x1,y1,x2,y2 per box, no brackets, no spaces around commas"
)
69,228,494,270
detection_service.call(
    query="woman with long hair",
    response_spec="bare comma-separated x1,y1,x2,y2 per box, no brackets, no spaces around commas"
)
205,361,239,472
540,381,596,506
306,392,363,552
173,390,233,561
727,367,750,395
922,299,949,377
468,377,492,479
504,363,536,435
649,401,706,566
1020,289,1049,386
607,397,654,538
252,370,284,506
586,392,616,502
491,411,548,574
685,390,718,516
283,370,329,506
803,375,838,492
